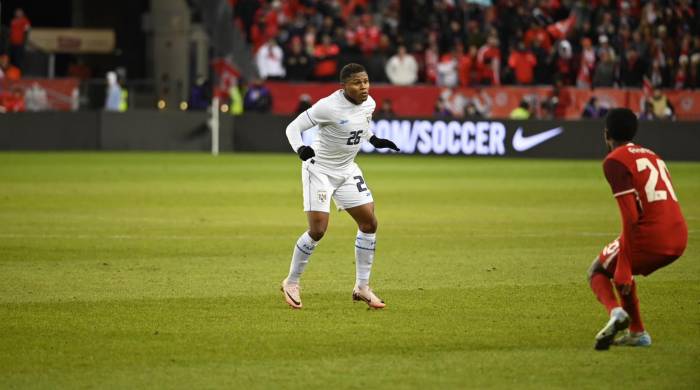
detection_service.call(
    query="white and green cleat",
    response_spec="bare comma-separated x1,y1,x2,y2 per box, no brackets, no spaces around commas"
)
614,330,652,347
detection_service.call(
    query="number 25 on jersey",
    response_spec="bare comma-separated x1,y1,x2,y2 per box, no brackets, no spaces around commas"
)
636,158,678,203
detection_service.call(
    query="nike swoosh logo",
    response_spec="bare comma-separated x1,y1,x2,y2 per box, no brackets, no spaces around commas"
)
512,127,563,152
353,292,371,303
285,291,300,306
339,119,349,124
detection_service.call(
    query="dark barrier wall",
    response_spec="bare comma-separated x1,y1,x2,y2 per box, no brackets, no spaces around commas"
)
0,112,698,161
233,113,292,153
0,111,234,152
0,112,100,150
101,110,233,151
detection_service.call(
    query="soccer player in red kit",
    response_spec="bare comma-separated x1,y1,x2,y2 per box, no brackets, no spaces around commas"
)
589,108,687,350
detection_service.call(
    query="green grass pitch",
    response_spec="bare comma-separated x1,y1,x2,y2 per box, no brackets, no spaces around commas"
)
0,152,698,389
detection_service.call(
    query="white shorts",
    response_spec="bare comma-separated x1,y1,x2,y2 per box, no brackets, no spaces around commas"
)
301,161,374,212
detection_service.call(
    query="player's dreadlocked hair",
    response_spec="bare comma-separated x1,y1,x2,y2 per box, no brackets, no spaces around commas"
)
340,63,367,83
605,108,638,142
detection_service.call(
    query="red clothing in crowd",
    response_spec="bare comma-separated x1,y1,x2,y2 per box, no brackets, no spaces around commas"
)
477,45,501,85
10,15,30,45
0,91,25,112
356,24,380,54
313,43,340,79
524,27,552,52
508,50,537,84
457,53,474,87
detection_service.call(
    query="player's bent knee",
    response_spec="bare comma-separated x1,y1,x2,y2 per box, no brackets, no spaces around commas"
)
587,258,607,281
359,218,377,234
308,229,325,241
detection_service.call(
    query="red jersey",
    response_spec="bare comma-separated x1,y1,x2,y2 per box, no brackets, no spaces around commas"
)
603,143,687,256
10,16,31,45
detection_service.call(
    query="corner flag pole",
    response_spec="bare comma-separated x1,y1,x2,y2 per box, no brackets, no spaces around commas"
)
211,96,219,156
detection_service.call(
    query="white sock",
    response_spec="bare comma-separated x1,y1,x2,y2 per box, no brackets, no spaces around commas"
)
286,231,318,284
355,230,376,288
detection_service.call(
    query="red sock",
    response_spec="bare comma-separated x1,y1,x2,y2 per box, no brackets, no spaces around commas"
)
590,272,619,313
616,280,644,333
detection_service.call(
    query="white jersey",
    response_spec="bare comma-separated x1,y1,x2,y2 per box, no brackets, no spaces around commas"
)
286,90,376,172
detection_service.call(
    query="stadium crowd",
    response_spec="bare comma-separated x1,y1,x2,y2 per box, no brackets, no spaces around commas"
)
233,0,700,90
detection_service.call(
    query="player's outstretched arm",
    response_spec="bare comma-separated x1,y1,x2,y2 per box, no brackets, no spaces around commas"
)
369,135,400,152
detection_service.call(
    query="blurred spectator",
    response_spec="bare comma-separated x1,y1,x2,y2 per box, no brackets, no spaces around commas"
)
189,77,211,110
593,49,616,87
532,37,552,85
424,41,439,85
509,99,531,119
377,98,396,118
365,33,391,83
620,47,646,87
25,83,48,111
524,18,552,53
476,35,501,86
596,11,616,38
581,97,608,119
674,55,689,90
228,79,244,116
638,100,655,121
243,79,272,112
295,93,311,114
465,20,487,50
508,42,537,85
385,44,418,86
547,79,571,119
0,54,21,81
313,34,340,81
0,87,26,113
256,37,285,80
230,0,700,93
105,71,122,112
597,35,616,64
553,40,575,85
647,60,666,89
460,45,478,87
356,14,381,55
410,41,427,83
688,54,700,89
648,88,674,120
284,36,313,81
576,38,596,89
9,8,30,70
437,47,459,88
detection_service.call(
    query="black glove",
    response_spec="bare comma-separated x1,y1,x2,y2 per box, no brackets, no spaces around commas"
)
297,145,315,161
369,136,400,152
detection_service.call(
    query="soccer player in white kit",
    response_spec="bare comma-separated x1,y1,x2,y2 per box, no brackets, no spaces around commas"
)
281,63,400,309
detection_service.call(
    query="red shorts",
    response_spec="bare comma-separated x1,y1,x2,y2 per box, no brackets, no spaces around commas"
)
597,238,681,276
